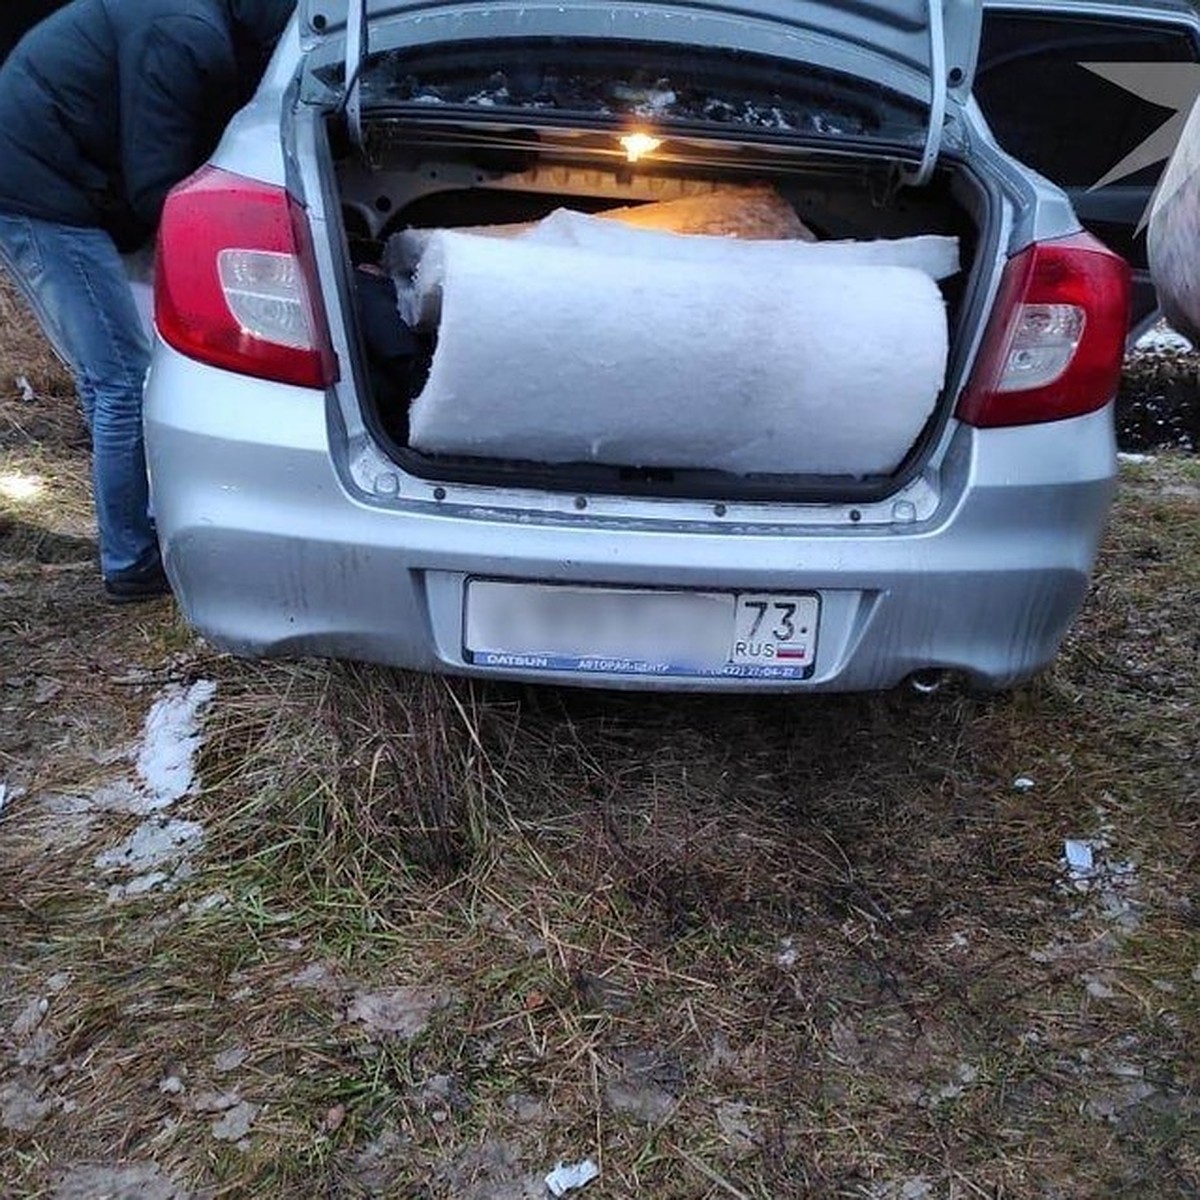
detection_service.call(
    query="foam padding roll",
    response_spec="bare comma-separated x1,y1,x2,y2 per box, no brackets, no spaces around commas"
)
406,229,949,477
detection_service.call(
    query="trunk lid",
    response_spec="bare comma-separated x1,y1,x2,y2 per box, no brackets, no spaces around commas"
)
302,0,984,183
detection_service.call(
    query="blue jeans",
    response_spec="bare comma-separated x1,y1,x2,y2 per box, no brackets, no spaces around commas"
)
0,213,157,578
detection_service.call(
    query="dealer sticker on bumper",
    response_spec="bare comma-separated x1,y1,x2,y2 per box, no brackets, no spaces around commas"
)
463,581,818,679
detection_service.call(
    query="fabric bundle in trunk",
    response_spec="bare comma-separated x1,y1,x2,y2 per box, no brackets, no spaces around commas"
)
403,225,952,476
384,184,815,273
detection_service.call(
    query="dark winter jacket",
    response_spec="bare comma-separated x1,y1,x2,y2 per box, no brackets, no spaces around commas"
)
0,0,295,250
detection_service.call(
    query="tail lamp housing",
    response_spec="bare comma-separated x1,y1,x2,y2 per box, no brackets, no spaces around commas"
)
957,232,1130,428
155,167,338,390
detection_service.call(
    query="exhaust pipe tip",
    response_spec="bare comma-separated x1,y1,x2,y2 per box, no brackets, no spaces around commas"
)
908,668,955,695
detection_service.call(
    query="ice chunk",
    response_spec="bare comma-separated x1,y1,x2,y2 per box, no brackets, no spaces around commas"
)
405,230,949,477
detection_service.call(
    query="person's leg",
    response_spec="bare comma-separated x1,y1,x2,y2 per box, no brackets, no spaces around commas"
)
0,213,161,584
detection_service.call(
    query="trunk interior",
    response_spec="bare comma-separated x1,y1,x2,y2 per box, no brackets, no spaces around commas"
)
322,110,989,503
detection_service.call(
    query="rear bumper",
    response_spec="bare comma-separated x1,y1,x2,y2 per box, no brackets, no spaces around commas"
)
144,348,1116,692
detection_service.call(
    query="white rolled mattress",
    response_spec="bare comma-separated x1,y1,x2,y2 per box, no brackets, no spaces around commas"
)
402,220,955,477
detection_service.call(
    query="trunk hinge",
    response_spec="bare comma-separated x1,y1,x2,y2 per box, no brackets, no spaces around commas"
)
344,0,369,151
903,0,947,188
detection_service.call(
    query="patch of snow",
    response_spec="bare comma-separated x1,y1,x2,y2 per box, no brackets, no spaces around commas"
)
135,680,218,809
159,1075,185,1095
16,375,35,403
1084,1080,1157,1123
83,780,144,814
192,1090,241,1113
928,1062,979,1104
870,1177,934,1200
94,818,204,874
286,962,342,993
715,1100,758,1151
106,872,171,902
775,938,798,969
545,1159,600,1196
53,1163,185,1200
1013,775,1036,792
54,682,220,901
178,890,229,915
351,1128,410,1191
211,1100,259,1142
1118,451,1157,465
1134,322,1194,354
505,1093,545,1122
1,1080,53,1132
11,996,49,1039
16,1028,58,1067
345,986,449,1040
213,1046,248,1073
603,1050,681,1124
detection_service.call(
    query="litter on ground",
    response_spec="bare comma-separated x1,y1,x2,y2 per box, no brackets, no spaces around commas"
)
544,1158,600,1197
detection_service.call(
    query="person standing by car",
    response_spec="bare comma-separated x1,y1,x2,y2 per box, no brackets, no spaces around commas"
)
0,0,296,602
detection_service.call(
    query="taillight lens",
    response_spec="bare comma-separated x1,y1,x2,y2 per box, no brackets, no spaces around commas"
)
155,166,338,390
957,232,1130,428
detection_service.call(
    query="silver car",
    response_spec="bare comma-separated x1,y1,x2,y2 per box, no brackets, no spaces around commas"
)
143,0,1197,692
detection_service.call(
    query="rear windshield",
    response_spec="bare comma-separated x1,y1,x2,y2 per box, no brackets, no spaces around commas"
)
310,38,925,144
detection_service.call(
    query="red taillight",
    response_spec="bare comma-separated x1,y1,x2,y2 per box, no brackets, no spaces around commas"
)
155,166,338,390
957,232,1130,428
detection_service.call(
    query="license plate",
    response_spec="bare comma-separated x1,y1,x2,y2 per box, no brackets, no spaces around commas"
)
463,581,818,679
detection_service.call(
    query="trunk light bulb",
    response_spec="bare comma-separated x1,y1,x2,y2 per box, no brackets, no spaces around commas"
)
619,132,662,163
217,248,315,350
998,303,1086,392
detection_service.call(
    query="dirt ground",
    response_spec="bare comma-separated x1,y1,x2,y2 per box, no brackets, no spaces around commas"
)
1,279,1199,1199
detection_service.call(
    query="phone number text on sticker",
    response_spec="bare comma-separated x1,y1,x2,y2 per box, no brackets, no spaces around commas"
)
464,583,820,679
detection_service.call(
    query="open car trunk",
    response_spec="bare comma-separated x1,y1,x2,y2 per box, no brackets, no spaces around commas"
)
316,42,993,502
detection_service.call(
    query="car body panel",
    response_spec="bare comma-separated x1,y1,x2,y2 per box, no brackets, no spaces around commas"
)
144,343,1116,692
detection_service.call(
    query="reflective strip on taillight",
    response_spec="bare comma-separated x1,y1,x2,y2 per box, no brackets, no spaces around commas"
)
957,232,1130,428
155,167,338,390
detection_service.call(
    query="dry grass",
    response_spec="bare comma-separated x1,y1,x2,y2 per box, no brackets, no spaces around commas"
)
1,278,1198,1198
